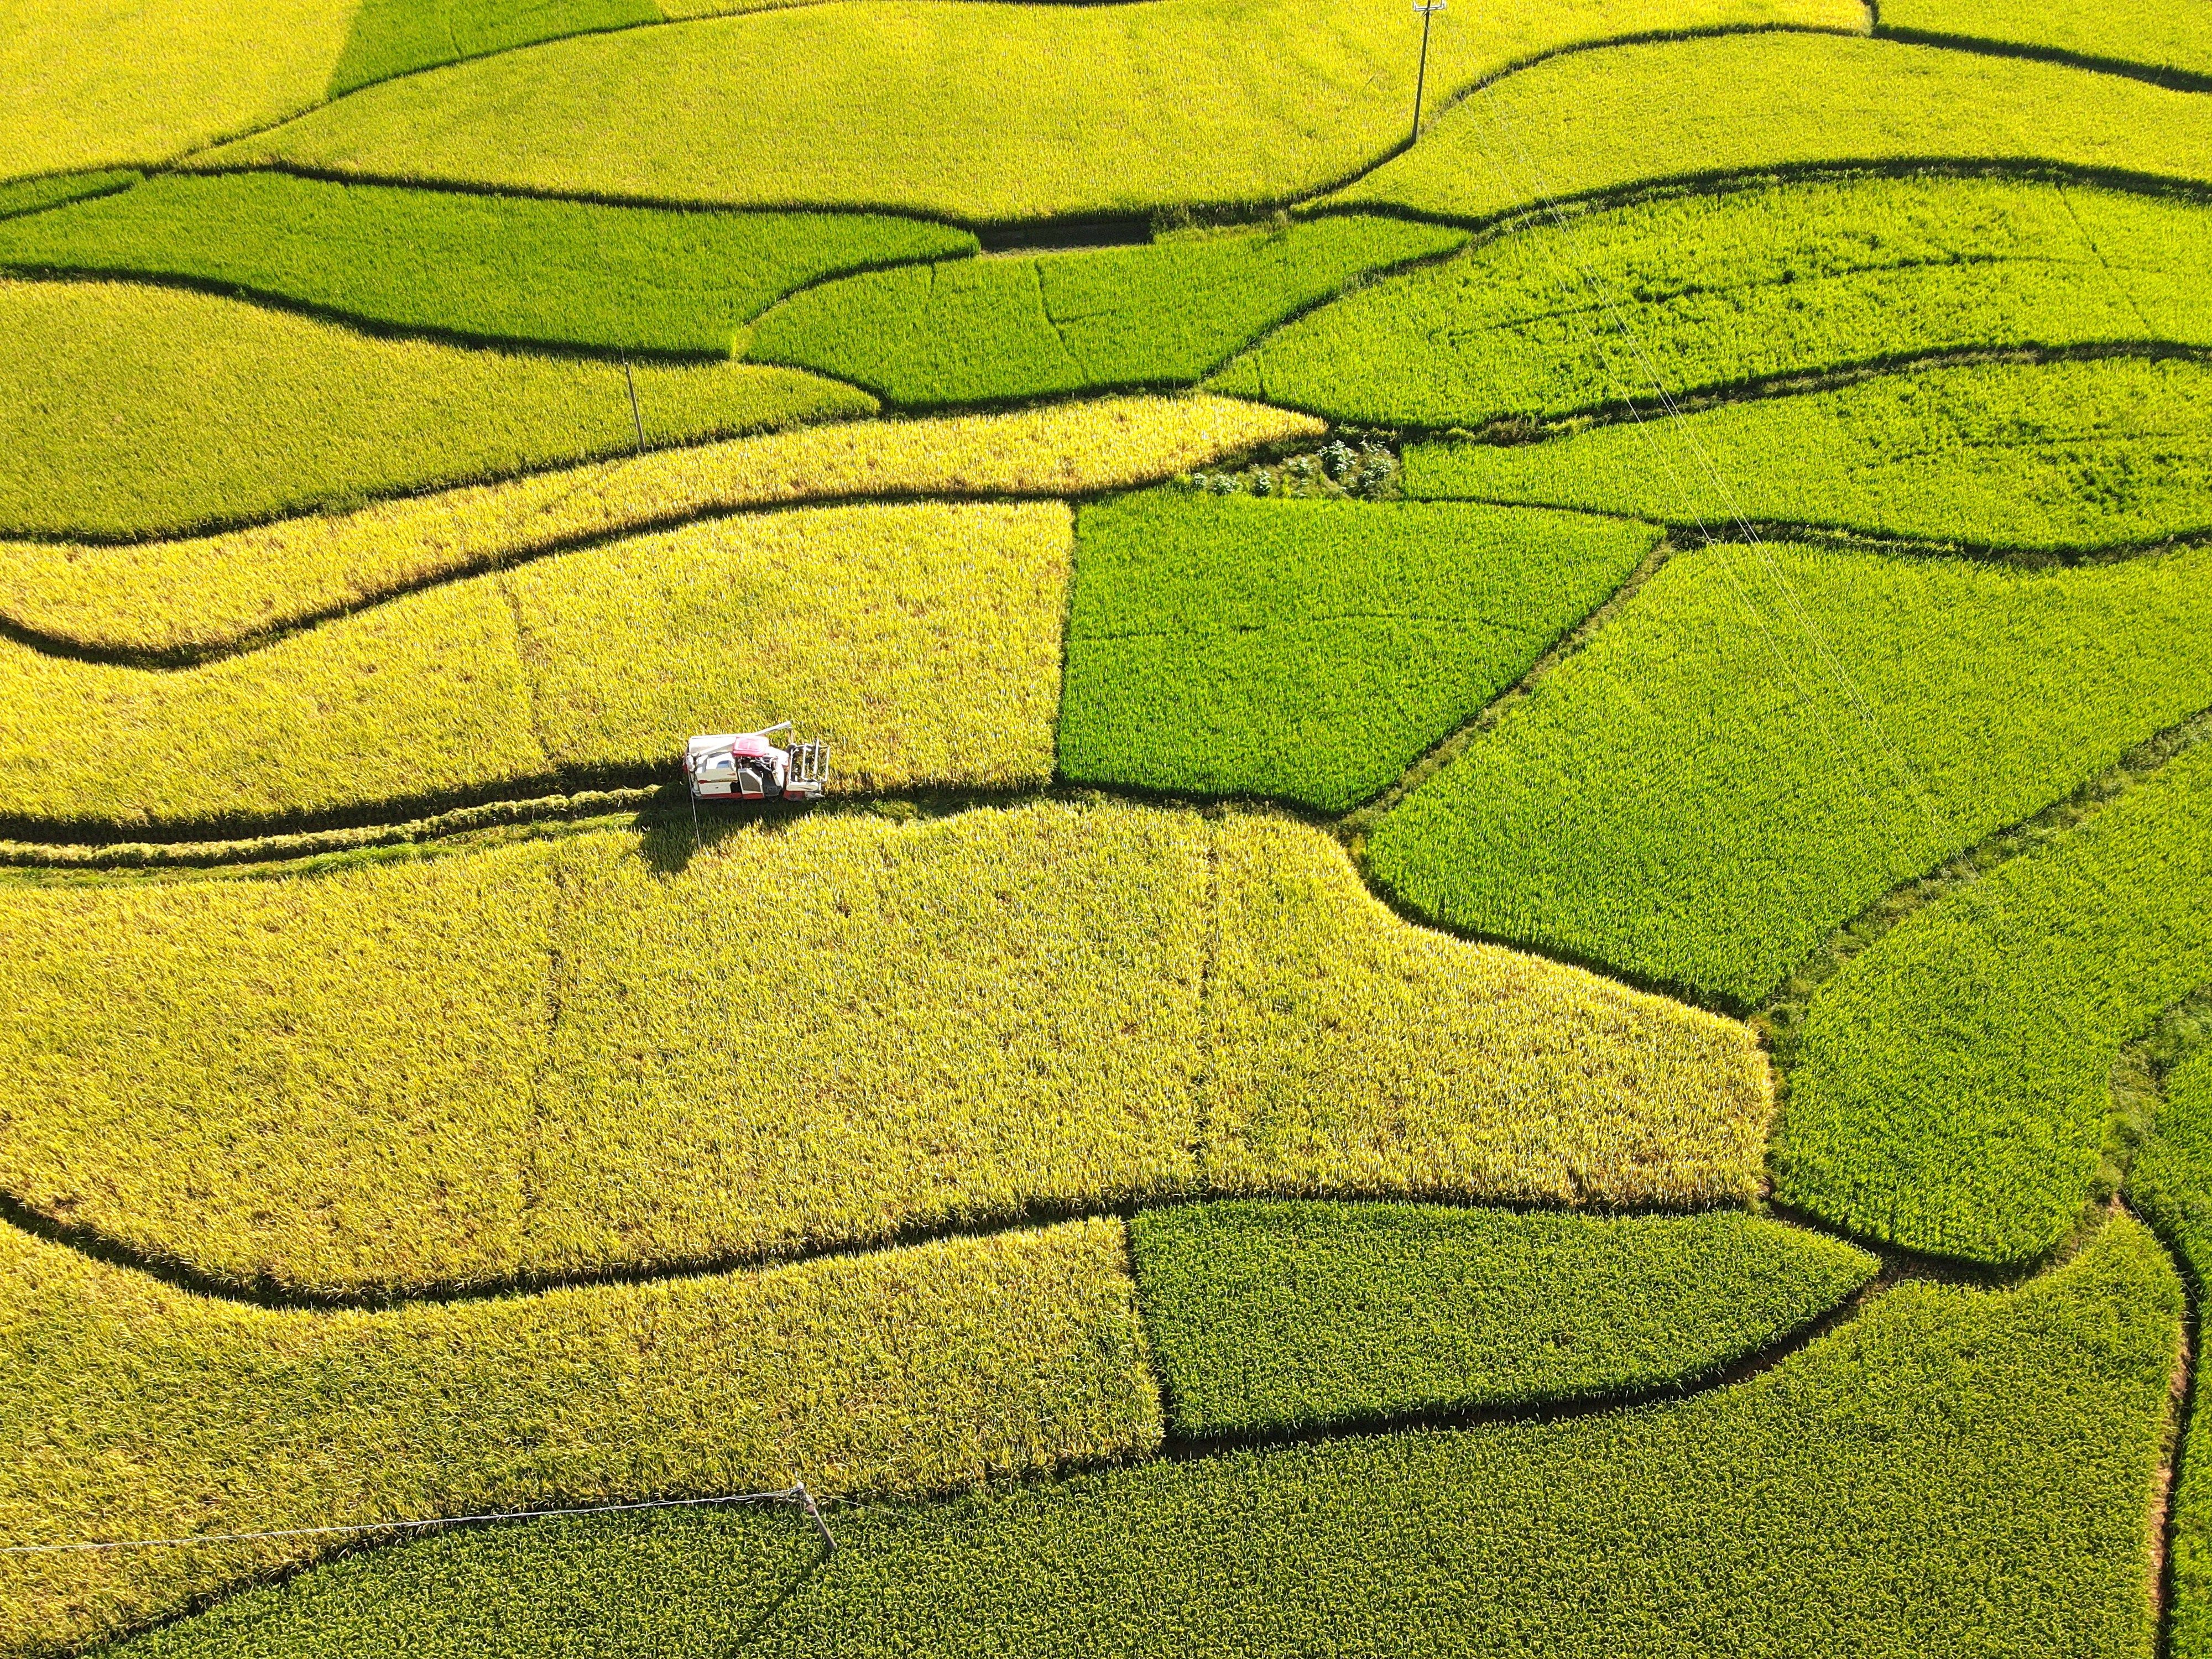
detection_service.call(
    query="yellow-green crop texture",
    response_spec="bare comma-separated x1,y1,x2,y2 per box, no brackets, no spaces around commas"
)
1217,176,2212,428
1776,739,2212,1267
0,279,869,541
1405,357,2212,552
2127,1042,2212,1659
745,217,1465,406
0,802,1770,1297
0,502,1066,832
1368,541,2212,1006
127,1218,2183,1659
1129,1203,1876,1434
0,1216,1159,1656
0,172,977,356
1332,32,2212,222
1879,0,2212,83
330,0,665,95
204,0,1864,221
0,0,354,181
0,395,1318,661
1060,492,1659,810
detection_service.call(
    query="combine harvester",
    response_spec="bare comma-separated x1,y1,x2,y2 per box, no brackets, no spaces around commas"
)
682,722,829,804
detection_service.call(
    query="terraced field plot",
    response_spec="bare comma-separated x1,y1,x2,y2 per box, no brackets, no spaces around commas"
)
8,3,2212,1655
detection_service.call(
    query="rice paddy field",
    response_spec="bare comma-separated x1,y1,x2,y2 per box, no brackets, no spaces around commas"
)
3,3,2209,1655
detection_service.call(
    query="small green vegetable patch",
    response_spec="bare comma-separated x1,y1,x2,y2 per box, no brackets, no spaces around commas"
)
330,0,664,97
114,1218,2182,1659
1780,737,2212,1267
748,217,1464,406
1405,356,2212,554
1213,175,2212,428
2127,1040,2212,1659
1367,541,2212,1006
1128,1201,1876,1436
0,171,976,356
1059,492,1656,811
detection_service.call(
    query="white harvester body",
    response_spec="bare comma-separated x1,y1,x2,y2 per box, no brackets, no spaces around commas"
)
682,722,828,803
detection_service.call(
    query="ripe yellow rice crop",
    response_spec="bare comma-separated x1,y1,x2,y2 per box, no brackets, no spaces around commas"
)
203,0,1865,221
0,395,1318,660
0,1217,1159,1656
0,0,354,179
0,801,1771,1298
0,501,1068,830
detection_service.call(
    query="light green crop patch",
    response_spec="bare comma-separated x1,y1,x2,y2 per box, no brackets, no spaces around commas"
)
0,279,868,542
0,173,977,357
1779,739,2212,1267
0,500,1068,831
1217,175,2212,428
1332,32,2212,222
117,1219,2183,1659
0,1217,1160,1656
1129,1203,1875,1434
1404,357,2212,553
1368,541,2212,1006
1060,492,1658,811
330,0,665,95
0,802,1771,1297
2128,1042,2212,1659
201,0,1864,221
747,217,1464,405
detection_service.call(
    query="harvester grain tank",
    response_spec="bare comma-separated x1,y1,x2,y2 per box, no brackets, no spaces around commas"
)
681,722,827,802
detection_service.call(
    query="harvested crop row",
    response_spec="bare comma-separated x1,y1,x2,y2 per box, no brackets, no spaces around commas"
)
116,1219,2183,1659
2126,1042,2212,1659
0,800,1770,1297
1215,175,2212,429
1128,1203,1875,1436
1367,541,2212,1006
1404,356,2212,553
196,0,1864,221
0,172,977,357
0,1217,1158,1657
1776,738,2212,1266
0,279,869,541
0,394,1318,659
1060,492,1660,811
1332,32,2212,223
746,217,1464,406
0,500,1068,830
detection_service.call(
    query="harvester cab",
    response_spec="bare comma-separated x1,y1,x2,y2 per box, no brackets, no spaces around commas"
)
682,722,828,803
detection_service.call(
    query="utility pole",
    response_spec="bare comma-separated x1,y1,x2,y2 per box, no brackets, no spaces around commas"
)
1410,0,1444,147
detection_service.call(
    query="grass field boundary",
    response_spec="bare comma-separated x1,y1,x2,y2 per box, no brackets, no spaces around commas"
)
1338,535,1676,842
1874,26,2212,95
0,479,1303,671
1302,155,2212,237
182,22,1874,228
1370,340,2212,444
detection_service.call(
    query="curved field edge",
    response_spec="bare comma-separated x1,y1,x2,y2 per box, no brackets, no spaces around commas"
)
0,799,1772,1299
0,395,1319,662
190,6,1869,222
1773,730,2212,1267
87,1216,2184,1659
0,500,1073,839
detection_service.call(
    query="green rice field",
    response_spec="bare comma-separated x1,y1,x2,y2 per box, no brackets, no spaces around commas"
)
3,2,2208,1654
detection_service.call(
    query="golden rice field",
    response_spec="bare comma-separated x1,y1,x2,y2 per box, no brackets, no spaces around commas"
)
6,1,2208,1652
